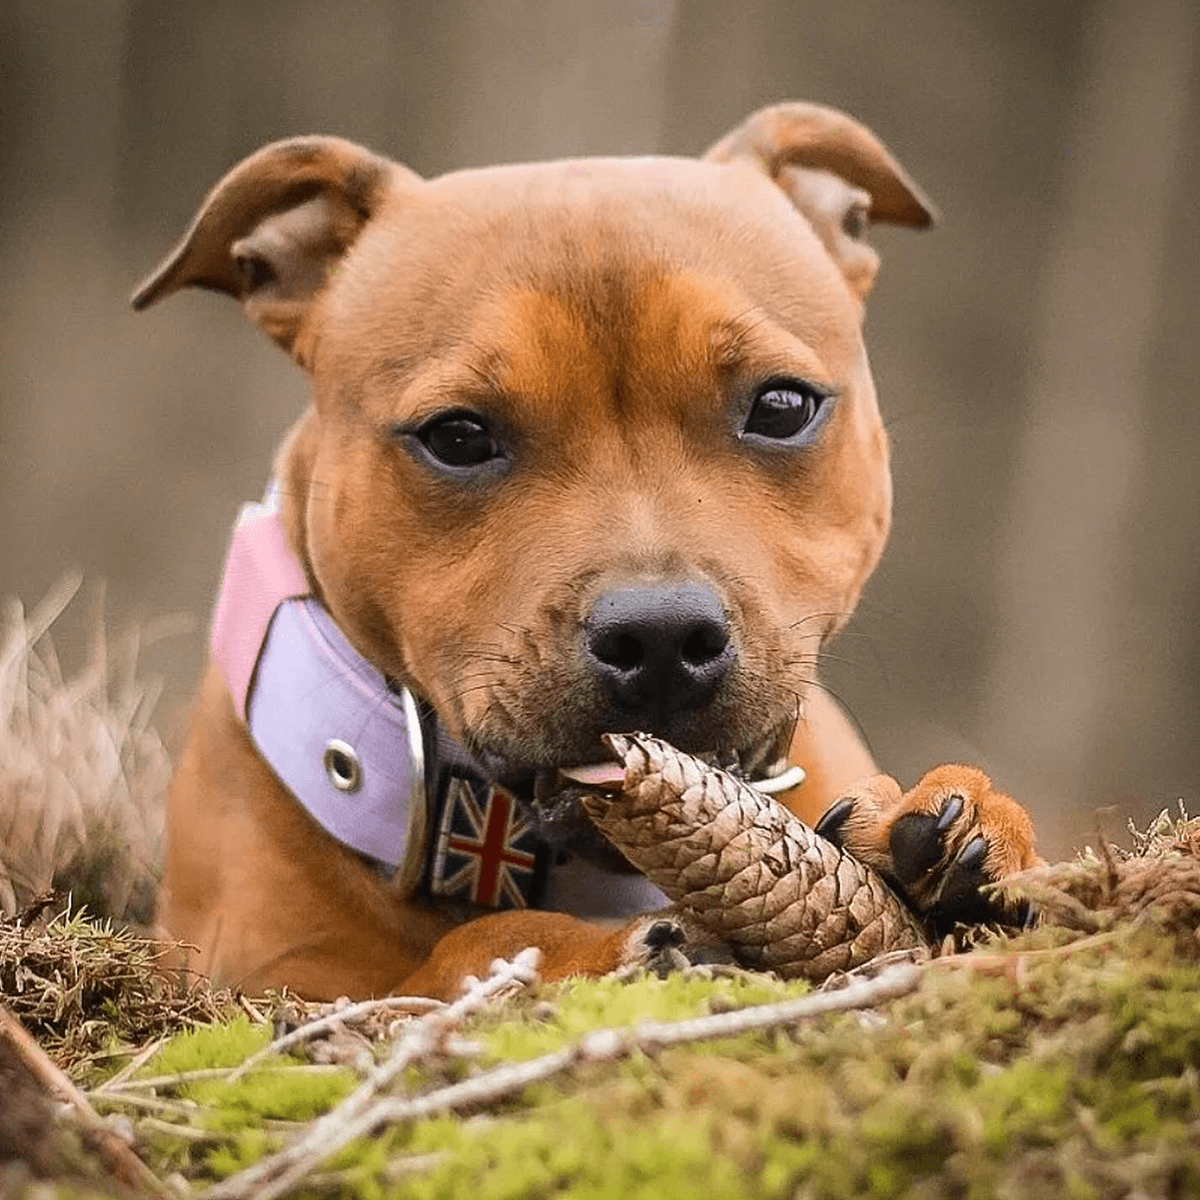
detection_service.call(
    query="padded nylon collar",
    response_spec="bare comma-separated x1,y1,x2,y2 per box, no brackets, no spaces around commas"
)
209,491,668,915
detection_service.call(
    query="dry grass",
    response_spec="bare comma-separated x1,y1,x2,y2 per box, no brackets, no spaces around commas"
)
998,802,1200,953
0,896,233,1070
0,575,179,925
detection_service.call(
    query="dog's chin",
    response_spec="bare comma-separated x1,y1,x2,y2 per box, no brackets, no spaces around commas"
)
492,715,798,873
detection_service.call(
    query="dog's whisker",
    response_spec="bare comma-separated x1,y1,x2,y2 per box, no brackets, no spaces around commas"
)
785,611,856,632
787,676,872,753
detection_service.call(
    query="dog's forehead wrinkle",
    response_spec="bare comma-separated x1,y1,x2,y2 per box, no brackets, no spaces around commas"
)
339,154,850,321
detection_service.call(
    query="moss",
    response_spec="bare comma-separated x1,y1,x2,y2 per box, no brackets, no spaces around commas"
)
206,1127,273,1179
115,1012,357,1180
47,899,1200,1198
976,1060,1072,1153
138,1013,271,1076
481,969,809,1063
383,924,1200,1200
188,1067,359,1125
402,1100,750,1200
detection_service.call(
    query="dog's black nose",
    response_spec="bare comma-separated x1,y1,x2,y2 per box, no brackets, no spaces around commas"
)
584,583,734,717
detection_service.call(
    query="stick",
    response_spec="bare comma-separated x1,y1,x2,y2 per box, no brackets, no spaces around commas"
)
0,1004,176,1197
225,994,443,1083
371,962,921,1124
91,1036,165,1093
101,1062,350,1093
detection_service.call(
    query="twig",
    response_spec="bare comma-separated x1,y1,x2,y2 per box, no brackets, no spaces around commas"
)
364,961,922,1127
90,1091,209,1117
102,1062,350,1093
238,995,269,1024
0,1003,176,1197
92,1036,165,1093
226,994,444,1083
138,1117,237,1144
202,948,542,1200
925,930,1119,976
204,959,916,1200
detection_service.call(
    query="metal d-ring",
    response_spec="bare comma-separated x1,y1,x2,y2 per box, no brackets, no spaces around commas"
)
323,739,363,793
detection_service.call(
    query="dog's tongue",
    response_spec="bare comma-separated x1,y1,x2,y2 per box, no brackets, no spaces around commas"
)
557,762,626,787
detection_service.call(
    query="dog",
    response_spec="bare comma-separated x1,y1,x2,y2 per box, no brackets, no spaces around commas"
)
133,102,1040,1001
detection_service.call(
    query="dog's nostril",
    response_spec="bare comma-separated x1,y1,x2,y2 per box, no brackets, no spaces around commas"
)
681,623,728,666
591,628,646,671
609,633,644,671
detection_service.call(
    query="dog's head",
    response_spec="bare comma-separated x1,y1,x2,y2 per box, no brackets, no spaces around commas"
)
135,102,934,783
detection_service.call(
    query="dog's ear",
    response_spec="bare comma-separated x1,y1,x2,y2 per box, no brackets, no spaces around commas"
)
705,103,938,298
131,137,416,357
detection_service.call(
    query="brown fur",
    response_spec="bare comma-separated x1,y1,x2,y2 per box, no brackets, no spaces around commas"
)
137,102,1035,1000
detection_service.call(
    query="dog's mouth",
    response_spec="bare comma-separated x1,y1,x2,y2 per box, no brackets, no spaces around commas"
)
507,717,802,872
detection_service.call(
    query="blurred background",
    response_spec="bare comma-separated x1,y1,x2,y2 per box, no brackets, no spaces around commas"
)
1,0,1196,861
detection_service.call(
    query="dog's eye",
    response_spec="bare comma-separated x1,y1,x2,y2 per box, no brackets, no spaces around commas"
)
742,383,827,442
418,414,500,468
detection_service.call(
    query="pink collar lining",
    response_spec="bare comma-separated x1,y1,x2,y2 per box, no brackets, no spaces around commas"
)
210,496,428,883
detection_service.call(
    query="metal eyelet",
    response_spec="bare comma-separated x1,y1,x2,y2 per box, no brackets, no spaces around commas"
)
323,739,362,793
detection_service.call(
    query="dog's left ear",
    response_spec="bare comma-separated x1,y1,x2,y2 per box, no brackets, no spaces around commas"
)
705,103,938,298
132,136,417,357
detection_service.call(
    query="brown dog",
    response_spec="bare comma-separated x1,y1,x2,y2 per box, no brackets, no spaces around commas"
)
134,102,1039,1001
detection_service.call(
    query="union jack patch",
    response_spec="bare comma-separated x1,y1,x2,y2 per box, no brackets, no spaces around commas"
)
426,776,548,909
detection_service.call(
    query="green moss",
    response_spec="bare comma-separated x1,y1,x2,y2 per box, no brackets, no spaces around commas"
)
206,1127,272,1179
402,1100,750,1200
189,1067,358,1125
482,969,809,1063
139,1013,271,1076
976,1060,1072,1152
388,927,1192,1199
73,915,1200,1198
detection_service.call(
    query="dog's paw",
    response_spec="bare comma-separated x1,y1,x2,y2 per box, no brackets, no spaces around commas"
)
814,765,1042,933
617,912,735,977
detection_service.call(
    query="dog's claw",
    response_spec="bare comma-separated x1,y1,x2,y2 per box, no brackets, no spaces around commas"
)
935,794,965,833
956,833,989,870
814,796,855,842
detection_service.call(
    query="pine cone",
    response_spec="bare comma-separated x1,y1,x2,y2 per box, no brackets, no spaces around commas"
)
581,732,926,980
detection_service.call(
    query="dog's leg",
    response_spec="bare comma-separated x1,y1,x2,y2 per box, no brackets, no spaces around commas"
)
399,909,730,1001
812,765,1042,932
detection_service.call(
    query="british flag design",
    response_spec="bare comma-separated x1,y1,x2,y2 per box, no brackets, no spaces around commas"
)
427,776,546,909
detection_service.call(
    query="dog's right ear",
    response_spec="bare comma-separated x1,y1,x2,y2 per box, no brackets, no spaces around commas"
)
705,103,938,299
131,137,416,359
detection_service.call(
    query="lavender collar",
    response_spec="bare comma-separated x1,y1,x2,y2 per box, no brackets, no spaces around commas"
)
209,490,668,916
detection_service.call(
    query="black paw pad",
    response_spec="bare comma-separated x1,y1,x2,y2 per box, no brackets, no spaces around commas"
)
814,796,856,844
888,794,965,885
643,919,686,951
